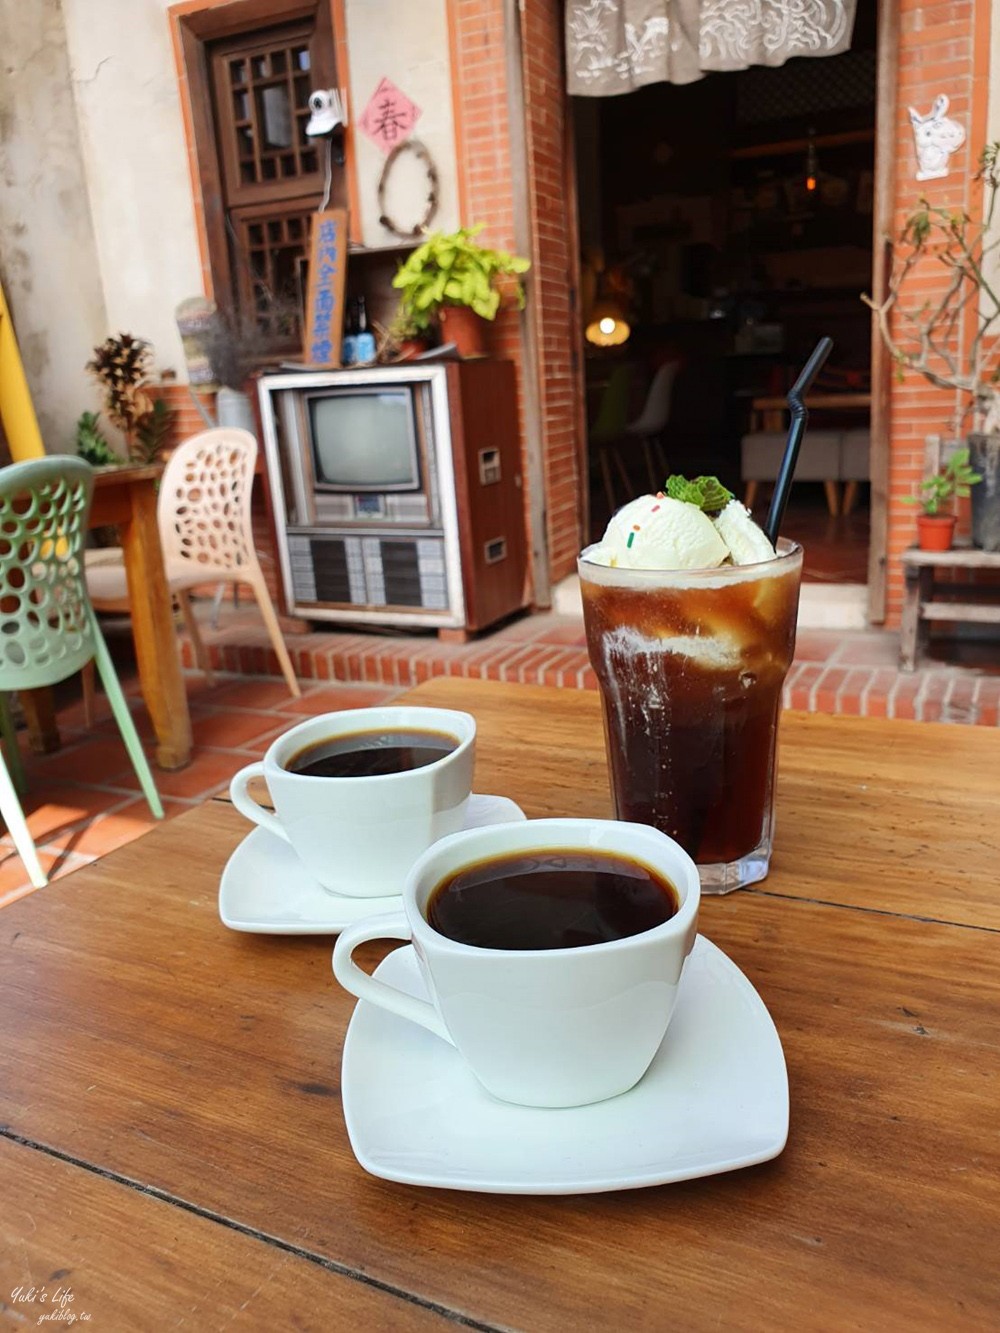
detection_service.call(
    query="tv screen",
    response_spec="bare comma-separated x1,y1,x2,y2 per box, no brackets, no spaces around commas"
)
308,390,418,490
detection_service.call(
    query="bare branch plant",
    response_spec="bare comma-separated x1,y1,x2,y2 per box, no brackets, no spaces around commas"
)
863,142,1000,434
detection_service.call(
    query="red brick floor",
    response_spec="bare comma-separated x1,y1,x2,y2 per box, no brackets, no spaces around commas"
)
178,604,1000,725
1,607,997,906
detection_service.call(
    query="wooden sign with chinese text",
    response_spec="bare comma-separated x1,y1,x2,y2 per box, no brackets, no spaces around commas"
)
303,209,348,367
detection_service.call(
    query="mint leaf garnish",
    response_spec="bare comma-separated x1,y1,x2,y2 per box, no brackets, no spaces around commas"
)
664,475,735,513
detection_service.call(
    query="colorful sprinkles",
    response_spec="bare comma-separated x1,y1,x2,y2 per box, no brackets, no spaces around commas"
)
627,523,641,549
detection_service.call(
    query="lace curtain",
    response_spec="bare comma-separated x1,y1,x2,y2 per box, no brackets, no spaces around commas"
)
566,0,857,95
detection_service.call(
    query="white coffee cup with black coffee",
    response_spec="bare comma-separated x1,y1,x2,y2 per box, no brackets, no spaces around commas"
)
332,817,700,1107
229,707,475,897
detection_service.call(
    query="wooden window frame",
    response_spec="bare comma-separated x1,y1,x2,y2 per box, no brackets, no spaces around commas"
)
169,0,344,327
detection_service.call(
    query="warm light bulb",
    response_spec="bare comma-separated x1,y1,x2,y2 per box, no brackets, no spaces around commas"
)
599,316,616,335
806,175,817,192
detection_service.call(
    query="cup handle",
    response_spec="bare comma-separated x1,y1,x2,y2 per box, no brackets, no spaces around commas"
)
229,762,289,844
333,914,454,1045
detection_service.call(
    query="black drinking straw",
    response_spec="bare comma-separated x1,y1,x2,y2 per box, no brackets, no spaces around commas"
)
764,336,835,546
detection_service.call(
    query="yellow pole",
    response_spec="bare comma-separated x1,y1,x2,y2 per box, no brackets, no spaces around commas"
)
0,278,45,459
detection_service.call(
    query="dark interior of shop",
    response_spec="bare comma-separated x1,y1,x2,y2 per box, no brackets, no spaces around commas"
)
576,6,876,583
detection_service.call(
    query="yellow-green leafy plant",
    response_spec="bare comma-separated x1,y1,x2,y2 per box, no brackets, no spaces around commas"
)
392,226,530,324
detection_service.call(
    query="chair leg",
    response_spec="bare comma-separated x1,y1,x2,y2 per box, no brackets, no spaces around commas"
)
598,447,616,514
177,590,215,688
81,659,97,728
823,480,841,517
842,480,859,516
209,583,226,631
90,628,164,820
0,693,27,797
651,437,668,484
0,749,46,888
640,437,659,492
611,447,631,500
248,573,301,697
744,480,760,512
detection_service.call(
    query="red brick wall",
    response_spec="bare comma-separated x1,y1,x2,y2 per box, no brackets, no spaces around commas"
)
520,0,586,582
884,0,992,626
449,0,586,593
448,0,537,593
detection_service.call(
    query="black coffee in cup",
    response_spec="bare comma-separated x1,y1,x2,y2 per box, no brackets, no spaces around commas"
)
427,848,679,950
288,728,457,779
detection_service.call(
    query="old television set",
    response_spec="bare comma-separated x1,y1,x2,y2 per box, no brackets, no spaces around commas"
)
307,387,420,493
257,362,529,634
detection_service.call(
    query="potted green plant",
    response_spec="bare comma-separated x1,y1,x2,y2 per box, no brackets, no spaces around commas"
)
903,447,982,551
864,143,1000,550
392,226,530,358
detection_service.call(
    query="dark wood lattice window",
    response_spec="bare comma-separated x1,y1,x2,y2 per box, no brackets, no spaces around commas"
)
206,16,340,352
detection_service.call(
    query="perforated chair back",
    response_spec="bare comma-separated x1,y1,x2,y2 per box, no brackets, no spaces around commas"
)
0,457,97,690
158,428,257,581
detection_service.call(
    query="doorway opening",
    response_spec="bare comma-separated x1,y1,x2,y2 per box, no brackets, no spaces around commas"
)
573,5,877,599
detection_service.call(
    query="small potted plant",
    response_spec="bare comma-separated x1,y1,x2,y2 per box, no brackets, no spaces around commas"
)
86,333,175,463
382,305,433,362
904,447,982,551
392,225,530,358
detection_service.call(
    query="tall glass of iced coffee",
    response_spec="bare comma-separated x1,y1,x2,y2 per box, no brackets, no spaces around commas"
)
579,486,802,894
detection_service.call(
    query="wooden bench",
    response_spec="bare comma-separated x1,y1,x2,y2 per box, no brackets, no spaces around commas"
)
899,546,1000,670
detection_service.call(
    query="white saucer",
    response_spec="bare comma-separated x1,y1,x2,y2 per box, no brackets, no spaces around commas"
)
219,794,526,935
341,936,788,1194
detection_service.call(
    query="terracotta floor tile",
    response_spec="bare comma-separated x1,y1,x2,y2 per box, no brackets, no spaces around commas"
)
793,631,841,664
0,784,127,845
534,620,589,646
23,738,143,791
836,635,903,667
150,751,253,801
40,798,191,859
206,679,308,714
191,708,288,751
280,685,402,716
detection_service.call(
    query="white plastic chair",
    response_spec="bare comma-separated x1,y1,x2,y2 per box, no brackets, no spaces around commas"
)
601,364,679,505
84,429,300,705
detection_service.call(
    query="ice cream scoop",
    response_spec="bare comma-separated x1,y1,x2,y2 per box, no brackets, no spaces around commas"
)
713,500,776,566
589,494,730,571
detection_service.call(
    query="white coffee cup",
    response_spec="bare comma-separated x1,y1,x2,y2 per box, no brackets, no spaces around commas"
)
332,818,700,1107
229,707,476,897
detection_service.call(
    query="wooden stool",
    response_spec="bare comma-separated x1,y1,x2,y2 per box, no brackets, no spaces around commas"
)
899,546,1000,670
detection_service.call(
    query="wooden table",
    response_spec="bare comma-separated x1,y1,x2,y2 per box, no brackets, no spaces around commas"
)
2,679,998,1329
750,391,872,431
24,465,192,769
900,544,1000,670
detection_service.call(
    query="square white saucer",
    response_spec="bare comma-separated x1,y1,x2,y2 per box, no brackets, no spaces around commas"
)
219,793,525,935
341,936,788,1194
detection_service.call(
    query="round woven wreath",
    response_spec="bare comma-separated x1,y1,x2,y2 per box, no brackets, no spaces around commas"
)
377,139,440,240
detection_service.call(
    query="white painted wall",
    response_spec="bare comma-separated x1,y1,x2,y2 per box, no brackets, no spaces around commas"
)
344,0,459,246
0,0,109,451
0,0,460,444
63,0,204,380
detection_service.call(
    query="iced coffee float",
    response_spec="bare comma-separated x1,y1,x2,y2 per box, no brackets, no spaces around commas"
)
578,474,803,893
587,476,775,571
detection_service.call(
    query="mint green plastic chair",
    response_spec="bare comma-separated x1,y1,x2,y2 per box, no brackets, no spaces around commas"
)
0,457,163,887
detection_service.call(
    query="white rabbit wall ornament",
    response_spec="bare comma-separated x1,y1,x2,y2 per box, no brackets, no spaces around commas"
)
909,95,966,181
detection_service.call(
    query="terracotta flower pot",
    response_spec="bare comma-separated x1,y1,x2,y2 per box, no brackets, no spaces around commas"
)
439,305,489,359
916,513,956,552
396,338,430,363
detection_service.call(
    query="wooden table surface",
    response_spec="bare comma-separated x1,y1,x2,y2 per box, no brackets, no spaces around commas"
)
2,678,998,1330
